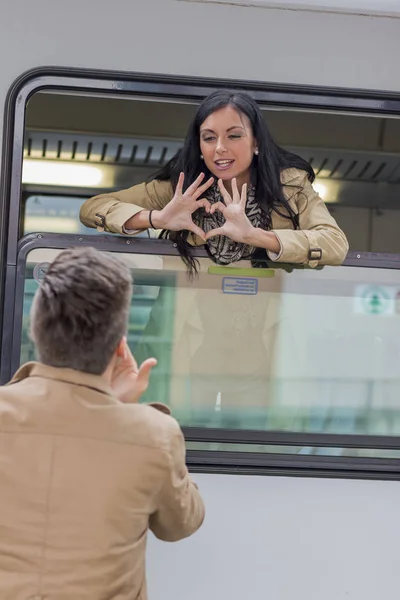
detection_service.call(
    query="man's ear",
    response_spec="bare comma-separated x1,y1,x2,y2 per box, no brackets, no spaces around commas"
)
115,336,127,359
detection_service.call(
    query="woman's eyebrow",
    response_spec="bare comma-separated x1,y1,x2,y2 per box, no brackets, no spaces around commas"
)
200,125,245,134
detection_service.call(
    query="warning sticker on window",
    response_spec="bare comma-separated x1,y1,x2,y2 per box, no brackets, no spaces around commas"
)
222,277,258,295
33,262,50,283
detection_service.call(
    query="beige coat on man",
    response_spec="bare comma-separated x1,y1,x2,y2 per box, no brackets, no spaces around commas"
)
0,362,205,600
80,168,349,268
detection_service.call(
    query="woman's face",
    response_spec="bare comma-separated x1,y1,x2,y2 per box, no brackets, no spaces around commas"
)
199,106,257,187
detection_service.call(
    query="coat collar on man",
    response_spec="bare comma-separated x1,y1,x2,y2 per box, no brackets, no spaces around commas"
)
7,361,114,397
6,362,172,415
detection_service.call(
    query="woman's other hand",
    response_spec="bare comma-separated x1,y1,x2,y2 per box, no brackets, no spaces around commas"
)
151,172,214,240
205,178,281,253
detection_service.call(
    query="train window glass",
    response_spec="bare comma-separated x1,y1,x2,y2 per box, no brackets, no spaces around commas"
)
24,195,100,235
19,247,400,444
23,195,150,237
20,249,168,367
22,90,400,252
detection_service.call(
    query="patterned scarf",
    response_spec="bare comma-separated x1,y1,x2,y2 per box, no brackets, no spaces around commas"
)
193,184,270,265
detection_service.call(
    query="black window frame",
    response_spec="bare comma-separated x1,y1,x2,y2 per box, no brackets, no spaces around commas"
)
2,66,400,480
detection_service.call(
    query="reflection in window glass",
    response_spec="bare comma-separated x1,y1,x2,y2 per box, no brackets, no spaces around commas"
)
19,249,400,442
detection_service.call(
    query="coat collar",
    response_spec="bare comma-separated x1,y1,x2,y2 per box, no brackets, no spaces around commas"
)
8,361,114,397
7,362,171,415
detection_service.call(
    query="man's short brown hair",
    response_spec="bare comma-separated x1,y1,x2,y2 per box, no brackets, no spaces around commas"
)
30,247,132,374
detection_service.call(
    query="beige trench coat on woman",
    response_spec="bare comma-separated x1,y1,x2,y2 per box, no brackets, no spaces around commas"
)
80,167,349,267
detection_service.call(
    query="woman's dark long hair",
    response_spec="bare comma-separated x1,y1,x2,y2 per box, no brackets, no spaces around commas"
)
150,90,314,273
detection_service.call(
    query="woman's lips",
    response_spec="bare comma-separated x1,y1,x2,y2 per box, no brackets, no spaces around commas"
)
214,159,234,171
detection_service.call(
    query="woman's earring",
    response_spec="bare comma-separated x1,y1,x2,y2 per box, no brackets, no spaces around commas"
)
254,149,259,155
200,154,204,159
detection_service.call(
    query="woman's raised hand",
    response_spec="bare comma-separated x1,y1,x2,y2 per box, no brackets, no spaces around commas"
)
152,172,214,240
205,178,254,244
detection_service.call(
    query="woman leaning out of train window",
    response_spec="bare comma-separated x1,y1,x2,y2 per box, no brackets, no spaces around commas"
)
79,90,349,273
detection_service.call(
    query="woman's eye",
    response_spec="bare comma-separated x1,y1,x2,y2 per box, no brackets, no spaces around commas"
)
229,134,241,139
203,136,216,142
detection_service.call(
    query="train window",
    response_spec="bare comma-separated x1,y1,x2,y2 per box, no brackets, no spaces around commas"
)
16,245,400,462
3,69,400,477
22,90,400,253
